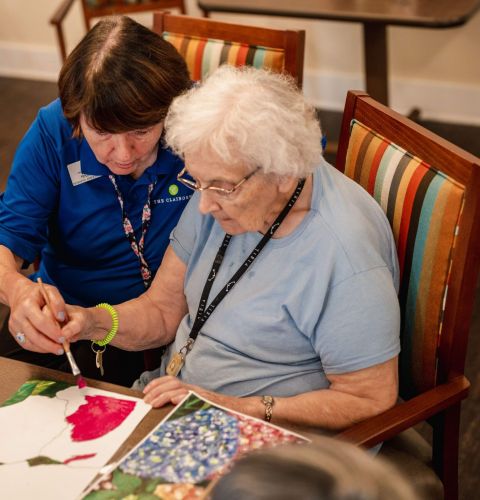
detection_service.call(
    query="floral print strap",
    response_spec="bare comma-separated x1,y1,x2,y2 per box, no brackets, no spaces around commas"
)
109,175,156,289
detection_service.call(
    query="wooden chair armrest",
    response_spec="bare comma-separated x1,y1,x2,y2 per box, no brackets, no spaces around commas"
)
336,375,470,447
49,0,77,26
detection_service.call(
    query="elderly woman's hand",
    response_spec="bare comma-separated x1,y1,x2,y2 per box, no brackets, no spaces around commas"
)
142,376,198,407
8,279,66,354
143,375,219,408
61,304,107,343
142,376,264,421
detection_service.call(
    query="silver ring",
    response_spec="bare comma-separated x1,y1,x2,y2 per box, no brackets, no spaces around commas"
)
15,332,26,345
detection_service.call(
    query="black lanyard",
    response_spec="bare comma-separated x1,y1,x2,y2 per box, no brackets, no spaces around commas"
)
166,178,306,376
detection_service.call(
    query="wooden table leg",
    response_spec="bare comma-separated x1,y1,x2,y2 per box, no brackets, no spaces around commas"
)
363,22,389,105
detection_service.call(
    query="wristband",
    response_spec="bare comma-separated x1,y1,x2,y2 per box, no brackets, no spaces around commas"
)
92,303,119,346
261,395,275,422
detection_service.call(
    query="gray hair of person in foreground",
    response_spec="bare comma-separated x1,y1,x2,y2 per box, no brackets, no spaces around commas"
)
211,438,419,500
164,65,323,179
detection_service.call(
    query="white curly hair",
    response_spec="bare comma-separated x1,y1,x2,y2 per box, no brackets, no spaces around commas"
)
164,65,323,178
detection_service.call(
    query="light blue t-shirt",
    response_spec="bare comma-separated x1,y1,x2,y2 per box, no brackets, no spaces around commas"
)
139,159,400,397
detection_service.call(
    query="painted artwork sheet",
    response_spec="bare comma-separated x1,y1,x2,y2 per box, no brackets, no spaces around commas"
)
83,391,309,499
0,379,151,500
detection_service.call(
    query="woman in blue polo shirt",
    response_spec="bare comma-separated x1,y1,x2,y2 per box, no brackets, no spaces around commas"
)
0,16,192,386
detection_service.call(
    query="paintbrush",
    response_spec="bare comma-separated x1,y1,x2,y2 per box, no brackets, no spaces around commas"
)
36,277,86,388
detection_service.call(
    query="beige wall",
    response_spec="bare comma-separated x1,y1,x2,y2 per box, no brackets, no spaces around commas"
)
390,14,480,85
1,0,64,45
0,0,164,51
0,1,479,123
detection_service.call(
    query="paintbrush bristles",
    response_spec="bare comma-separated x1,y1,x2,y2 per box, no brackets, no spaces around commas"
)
65,351,81,376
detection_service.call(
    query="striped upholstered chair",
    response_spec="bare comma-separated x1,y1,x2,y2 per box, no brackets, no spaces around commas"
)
153,13,305,86
336,91,480,500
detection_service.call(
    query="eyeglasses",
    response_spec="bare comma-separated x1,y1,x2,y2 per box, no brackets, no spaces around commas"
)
177,167,259,197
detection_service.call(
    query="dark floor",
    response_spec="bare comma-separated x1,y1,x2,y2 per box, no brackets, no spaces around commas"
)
1,76,479,499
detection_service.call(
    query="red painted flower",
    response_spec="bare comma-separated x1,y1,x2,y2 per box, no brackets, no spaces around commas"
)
66,395,136,441
63,453,96,464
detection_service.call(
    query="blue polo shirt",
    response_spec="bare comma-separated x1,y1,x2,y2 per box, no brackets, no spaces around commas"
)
0,98,191,306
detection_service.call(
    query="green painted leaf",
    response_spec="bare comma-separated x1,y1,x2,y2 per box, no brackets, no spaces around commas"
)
27,456,62,467
1,379,72,407
1,380,39,407
112,469,142,494
144,479,162,494
168,393,211,421
32,380,71,398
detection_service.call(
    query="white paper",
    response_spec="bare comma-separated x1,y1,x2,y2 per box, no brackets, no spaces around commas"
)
0,382,151,500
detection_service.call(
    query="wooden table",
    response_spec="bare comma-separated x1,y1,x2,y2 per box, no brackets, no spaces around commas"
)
0,357,324,466
198,0,480,105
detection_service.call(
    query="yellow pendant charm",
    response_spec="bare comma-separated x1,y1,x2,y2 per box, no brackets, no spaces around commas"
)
166,351,184,377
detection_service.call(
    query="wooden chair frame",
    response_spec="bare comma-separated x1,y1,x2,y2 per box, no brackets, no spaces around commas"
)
152,12,305,87
335,90,480,499
50,0,186,62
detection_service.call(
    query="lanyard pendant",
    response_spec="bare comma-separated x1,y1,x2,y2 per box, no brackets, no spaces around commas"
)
166,351,184,377
166,338,195,377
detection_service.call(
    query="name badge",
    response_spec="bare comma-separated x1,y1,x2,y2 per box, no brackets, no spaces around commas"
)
67,161,101,186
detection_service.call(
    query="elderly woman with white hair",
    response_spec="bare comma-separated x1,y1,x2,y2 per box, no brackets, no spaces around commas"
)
55,66,400,430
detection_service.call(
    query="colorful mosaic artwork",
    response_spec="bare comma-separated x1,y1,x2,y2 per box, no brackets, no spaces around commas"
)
83,391,308,499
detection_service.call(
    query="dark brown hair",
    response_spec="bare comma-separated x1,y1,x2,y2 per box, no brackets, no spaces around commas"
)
58,16,190,137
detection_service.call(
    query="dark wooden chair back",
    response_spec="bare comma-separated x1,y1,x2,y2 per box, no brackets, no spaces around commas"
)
153,12,305,86
336,90,480,499
50,0,186,62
